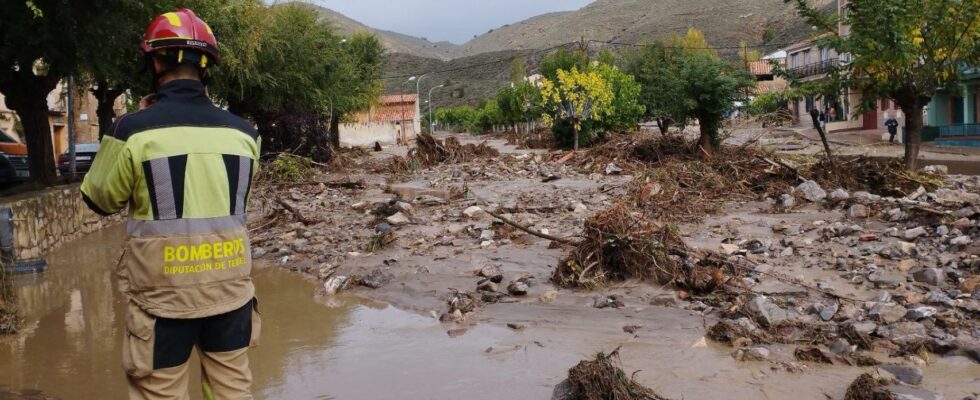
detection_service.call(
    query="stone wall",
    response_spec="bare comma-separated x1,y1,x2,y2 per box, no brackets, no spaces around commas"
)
0,185,124,260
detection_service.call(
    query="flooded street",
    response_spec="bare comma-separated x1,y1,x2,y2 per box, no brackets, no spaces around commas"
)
1,222,978,399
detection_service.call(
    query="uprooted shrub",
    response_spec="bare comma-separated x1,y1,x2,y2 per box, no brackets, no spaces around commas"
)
261,153,317,183
556,349,669,400
407,133,499,167
843,373,895,400
553,202,736,293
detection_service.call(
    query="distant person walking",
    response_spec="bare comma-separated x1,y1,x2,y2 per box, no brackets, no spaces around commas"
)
809,107,820,130
885,117,900,143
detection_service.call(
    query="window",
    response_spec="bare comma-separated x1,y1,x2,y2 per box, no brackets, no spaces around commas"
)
821,48,830,62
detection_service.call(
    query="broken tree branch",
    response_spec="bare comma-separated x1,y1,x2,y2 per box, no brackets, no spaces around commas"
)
484,209,575,244
276,198,322,225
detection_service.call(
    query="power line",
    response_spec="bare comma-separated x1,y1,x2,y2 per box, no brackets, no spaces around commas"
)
382,38,795,81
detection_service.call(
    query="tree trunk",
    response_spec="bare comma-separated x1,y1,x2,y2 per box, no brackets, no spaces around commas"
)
92,83,124,140
0,71,60,185
656,118,672,136
573,123,579,151
329,113,340,148
696,116,718,156
902,103,924,170
814,124,835,167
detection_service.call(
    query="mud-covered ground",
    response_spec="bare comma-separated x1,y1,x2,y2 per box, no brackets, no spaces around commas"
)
249,129,980,400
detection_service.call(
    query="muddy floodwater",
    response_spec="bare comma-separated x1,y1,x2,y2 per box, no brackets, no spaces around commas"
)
1,225,977,399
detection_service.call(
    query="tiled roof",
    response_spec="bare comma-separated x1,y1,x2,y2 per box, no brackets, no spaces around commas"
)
748,60,774,76
352,93,418,124
755,78,788,94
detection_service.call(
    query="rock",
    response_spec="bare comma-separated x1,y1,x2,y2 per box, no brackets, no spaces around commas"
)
323,276,349,295
394,201,414,214
935,225,949,236
896,259,917,272
778,193,796,208
795,180,827,202
360,268,393,289
507,323,526,331
874,385,944,400
649,293,680,307
876,322,928,345
904,227,928,240
896,241,917,256
779,247,794,257
871,291,893,303
951,218,974,231
848,204,870,218
507,280,529,296
719,243,741,255
477,280,498,292
538,289,558,303
386,212,411,226
829,188,850,202
922,165,948,175
418,195,447,206
753,264,774,274
252,246,267,258
571,202,588,214
828,338,853,355
351,201,369,210
906,186,927,201
853,191,882,203
933,188,980,206
593,295,625,309
870,303,908,323
477,265,503,278
905,306,937,321
820,303,839,321
850,321,878,335
911,268,946,286
479,229,495,241
462,206,486,219
745,295,794,327
604,163,623,175
732,346,770,362
880,365,924,385
374,222,394,233
950,235,971,246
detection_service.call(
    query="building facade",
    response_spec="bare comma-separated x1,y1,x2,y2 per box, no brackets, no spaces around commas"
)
339,94,421,147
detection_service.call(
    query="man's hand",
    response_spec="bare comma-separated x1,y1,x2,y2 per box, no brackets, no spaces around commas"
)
139,94,159,110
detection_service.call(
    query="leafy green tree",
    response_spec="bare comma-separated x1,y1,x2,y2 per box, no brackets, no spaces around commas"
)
539,67,614,150
0,0,121,184
786,0,980,169
540,48,587,81
622,42,687,135
510,58,527,83
594,63,645,132
676,53,754,153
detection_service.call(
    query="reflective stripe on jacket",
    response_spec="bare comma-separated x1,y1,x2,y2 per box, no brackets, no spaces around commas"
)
81,79,260,319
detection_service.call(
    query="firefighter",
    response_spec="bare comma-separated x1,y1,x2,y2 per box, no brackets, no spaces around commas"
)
81,8,261,399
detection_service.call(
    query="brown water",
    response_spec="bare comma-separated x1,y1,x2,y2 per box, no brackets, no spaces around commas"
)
1,225,978,400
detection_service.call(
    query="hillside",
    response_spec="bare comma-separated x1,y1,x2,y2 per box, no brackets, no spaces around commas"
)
455,0,835,58
303,3,458,61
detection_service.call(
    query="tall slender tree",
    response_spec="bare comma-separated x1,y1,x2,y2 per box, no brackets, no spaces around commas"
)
786,0,980,169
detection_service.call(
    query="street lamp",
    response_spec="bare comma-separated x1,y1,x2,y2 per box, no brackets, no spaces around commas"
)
401,76,416,144
428,84,445,134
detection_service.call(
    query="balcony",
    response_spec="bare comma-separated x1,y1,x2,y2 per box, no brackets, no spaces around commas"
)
788,58,841,79
936,123,980,137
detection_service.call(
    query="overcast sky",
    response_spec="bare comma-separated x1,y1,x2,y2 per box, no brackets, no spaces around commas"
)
310,0,594,44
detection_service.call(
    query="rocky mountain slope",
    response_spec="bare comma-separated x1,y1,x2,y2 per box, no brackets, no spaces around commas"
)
455,0,835,57
303,3,459,61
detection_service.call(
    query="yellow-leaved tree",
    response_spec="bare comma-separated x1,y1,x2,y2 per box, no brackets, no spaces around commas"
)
539,67,614,150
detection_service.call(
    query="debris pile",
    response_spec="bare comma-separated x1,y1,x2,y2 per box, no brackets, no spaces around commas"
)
407,133,500,167
552,349,669,400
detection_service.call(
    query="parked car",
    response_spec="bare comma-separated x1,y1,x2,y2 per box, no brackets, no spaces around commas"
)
0,128,29,183
58,143,100,176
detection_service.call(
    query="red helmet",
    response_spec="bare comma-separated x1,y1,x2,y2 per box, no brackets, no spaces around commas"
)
141,8,219,67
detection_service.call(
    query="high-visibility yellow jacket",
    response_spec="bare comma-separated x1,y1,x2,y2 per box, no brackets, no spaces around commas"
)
81,79,260,319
